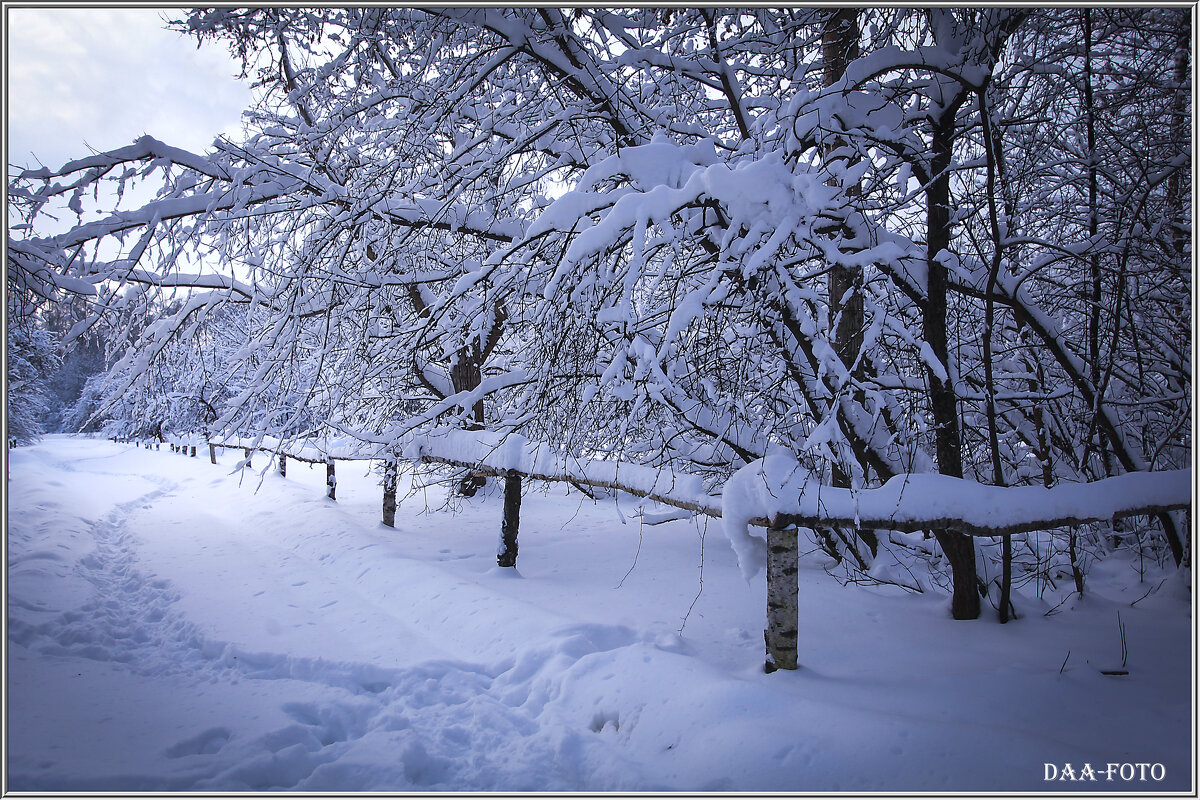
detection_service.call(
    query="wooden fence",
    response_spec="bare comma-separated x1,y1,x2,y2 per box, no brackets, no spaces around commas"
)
112,431,1191,674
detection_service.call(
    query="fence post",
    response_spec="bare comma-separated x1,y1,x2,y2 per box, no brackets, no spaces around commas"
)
243,447,252,467
278,452,286,477
326,458,336,500
190,445,197,458
764,518,799,672
209,443,217,464
497,472,522,567
382,457,398,527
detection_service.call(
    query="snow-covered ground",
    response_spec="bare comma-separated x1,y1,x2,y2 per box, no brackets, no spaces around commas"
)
6,436,1193,792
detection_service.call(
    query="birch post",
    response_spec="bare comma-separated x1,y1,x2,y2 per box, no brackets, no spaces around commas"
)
326,458,336,500
764,519,799,672
381,457,398,527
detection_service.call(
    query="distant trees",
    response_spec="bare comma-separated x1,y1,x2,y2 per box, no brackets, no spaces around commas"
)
7,9,1190,612
6,309,60,445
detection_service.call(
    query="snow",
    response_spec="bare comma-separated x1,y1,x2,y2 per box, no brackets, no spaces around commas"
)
7,436,1194,792
402,427,710,512
721,452,811,579
719,456,1190,560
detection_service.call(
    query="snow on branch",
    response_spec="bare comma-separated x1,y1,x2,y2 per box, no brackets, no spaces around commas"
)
16,135,231,184
722,455,1192,578
402,427,715,515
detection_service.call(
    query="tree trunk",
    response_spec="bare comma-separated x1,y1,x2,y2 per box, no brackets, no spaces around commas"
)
190,445,196,458
1082,9,1113,479
1001,534,1016,621
497,473,521,567
326,458,336,501
980,87,1013,623
823,8,865,370
1068,527,1085,596
382,458,398,528
764,520,799,671
927,107,980,620
278,453,286,477
243,447,252,467
822,9,877,561
452,343,488,497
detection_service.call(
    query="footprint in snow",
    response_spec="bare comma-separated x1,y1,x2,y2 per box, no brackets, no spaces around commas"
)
165,727,232,758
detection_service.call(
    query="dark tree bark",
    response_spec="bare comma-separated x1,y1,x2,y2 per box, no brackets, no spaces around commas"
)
823,8,865,370
278,452,286,477
979,88,1015,623
822,8,877,561
926,106,980,620
326,457,336,500
497,472,521,567
452,343,488,497
400,266,494,500
1082,9,1113,480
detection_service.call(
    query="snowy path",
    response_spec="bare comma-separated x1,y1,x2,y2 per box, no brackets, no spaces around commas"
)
6,437,1193,791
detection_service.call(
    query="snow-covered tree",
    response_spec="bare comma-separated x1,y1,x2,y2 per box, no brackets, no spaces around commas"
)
6,314,60,445
7,8,1190,616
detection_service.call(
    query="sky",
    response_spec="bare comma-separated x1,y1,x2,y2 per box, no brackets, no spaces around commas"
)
7,7,253,172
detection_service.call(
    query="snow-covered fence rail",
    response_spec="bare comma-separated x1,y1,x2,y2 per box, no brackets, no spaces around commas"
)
139,429,1191,673
198,434,390,503
407,434,722,518
402,430,1191,536
402,431,1191,672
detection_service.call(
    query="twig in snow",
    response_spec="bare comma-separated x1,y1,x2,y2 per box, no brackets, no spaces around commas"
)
615,518,644,589
678,517,708,636
1130,576,1168,607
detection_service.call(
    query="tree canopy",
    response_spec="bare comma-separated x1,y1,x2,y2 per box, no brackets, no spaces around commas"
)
8,8,1191,618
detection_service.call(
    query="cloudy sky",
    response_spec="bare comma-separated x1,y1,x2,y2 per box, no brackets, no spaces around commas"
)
7,7,252,172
